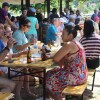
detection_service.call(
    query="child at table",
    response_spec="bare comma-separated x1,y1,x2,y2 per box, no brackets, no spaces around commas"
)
46,25,88,100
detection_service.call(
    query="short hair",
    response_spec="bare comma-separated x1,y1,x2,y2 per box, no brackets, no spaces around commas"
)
2,2,10,8
51,18,59,24
4,24,11,30
22,6,28,11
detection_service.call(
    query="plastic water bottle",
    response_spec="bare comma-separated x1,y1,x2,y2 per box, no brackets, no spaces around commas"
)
56,36,61,47
33,43,38,54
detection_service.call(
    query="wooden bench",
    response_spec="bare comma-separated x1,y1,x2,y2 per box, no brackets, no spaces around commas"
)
62,69,96,100
0,92,14,100
47,62,96,100
62,82,88,100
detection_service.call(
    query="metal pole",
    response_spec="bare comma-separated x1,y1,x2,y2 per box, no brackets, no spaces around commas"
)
60,0,62,14
47,0,50,17
21,0,24,11
26,0,30,8
43,68,46,100
44,0,46,17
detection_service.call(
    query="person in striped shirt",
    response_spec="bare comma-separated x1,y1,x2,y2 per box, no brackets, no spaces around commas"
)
80,19,100,69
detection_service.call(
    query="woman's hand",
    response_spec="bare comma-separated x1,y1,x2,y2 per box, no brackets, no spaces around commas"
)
7,54,12,60
29,39,35,45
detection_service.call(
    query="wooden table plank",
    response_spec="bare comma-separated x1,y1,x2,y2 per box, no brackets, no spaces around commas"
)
0,92,14,100
0,59,54,68
62,82,88,96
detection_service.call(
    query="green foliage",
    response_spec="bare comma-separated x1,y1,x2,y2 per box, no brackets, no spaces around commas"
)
0,0,99,16
9,5,21,16
70,0,99,14
34,3,45,11
50,0,59,10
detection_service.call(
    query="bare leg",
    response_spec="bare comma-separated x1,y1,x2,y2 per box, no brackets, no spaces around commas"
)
13,77,24,100
46,88,63,100
0,77,15,92
23,69,37,98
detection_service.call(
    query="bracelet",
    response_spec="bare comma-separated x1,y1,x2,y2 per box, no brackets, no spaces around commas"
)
4,46,10,51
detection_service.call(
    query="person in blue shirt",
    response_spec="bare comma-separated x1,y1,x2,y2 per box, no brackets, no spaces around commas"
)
13,16,37,99
25,7,39,41
91,9,98,21
13,15,34,53
0,40,4,51
46,18,59,44
0,22,16,94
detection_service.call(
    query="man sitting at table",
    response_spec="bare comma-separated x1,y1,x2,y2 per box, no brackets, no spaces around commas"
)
0,29,16,93
46,18,59,44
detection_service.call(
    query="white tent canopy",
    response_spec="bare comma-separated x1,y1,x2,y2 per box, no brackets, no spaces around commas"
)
1,0,45,4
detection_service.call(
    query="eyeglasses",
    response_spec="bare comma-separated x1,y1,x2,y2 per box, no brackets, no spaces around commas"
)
25,24,31,28
5,31,13,34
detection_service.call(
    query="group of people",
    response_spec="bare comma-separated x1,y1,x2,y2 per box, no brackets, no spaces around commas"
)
0,1,100,100
0,2,40,100
44,8,100,100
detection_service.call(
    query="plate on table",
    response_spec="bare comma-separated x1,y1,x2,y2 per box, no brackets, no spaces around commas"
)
32,53,41,58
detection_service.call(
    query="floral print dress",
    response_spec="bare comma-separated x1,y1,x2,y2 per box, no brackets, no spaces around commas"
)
46,41,88,97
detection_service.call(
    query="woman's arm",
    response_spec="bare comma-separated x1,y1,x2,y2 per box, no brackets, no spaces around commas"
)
15,39,34,51
15,42,30,51
12,50,28,58
36,23,39,29
53,43,71,63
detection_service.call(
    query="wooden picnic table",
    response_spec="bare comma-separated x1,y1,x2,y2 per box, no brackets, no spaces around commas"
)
0,45,60,100
0,55,54,100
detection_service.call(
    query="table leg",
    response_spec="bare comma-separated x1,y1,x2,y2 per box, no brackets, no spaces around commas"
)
8,68,10,79
43,68,46,100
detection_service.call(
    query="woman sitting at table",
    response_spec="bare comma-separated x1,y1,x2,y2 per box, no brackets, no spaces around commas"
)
80,19,100,69
46,25,88,100
12,16,37,99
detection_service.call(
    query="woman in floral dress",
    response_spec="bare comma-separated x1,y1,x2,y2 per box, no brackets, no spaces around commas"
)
46,25,88,100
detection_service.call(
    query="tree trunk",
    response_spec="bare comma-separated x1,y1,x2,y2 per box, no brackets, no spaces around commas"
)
26,0,30,8
47,0,50,17
60,0,62,14
66,0,69,9
21,0,24,11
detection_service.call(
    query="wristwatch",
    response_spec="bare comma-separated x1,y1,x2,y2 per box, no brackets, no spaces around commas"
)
4,46,10,51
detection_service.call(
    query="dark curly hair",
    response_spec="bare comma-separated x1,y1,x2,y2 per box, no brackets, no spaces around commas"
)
83,20,94,37
65,25,81,38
